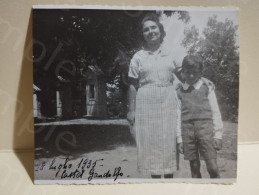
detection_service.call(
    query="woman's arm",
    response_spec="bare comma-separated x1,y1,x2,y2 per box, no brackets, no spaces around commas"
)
127,52,140,124
127,79,138,125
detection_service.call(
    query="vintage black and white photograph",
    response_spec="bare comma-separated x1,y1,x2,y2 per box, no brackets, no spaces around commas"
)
33,6,238,184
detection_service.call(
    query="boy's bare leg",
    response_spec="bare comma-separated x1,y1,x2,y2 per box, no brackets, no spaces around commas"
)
164,173,174,178
190,159,202,178
151,175,161,179
205,159,220,178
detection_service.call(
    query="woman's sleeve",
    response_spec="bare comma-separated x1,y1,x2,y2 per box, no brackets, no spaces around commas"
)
128,54,140,80
171,55,185,83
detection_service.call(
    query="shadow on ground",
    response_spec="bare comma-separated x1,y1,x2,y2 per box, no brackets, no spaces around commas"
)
34,124,135,160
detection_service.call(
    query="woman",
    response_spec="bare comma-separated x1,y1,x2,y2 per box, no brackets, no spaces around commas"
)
127,14,181,178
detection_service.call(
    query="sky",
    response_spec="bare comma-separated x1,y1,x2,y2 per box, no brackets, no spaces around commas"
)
161,9,239,65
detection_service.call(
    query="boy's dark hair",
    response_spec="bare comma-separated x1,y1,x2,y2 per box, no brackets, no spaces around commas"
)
182,55,203,71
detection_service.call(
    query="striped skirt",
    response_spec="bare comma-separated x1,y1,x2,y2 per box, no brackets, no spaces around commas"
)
134,85,178,175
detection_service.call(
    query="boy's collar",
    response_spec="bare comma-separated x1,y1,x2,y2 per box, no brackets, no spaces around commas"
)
182,79,203,90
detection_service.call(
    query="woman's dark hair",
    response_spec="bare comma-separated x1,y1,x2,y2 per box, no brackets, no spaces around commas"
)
182,55,204,71
141,13,166,43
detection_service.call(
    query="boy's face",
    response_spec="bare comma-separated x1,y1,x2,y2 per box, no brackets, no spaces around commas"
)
182,65,202,85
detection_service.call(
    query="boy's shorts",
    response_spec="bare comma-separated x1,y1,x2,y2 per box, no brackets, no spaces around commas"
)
182,120,217,161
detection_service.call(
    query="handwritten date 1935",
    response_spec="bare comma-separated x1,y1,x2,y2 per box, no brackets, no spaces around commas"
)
50,157,124,181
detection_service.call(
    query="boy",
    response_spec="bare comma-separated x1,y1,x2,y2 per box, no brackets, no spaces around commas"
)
177,55,223,178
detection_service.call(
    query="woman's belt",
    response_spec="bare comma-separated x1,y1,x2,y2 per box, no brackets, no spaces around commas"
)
139,83,174,88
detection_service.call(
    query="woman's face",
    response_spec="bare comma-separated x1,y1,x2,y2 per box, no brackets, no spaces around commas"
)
142,20,161,45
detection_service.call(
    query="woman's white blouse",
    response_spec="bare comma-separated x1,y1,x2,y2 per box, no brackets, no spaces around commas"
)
128,46,176,87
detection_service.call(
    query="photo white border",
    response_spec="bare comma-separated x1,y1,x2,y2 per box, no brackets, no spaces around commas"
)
35,178,236,185
32,5,238,185
32,5,238,12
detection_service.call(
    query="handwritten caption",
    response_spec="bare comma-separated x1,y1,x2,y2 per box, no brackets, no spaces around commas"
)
35,158,123,181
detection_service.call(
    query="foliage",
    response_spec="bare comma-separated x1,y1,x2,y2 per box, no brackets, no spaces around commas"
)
33,10,190,84
33,9,190,118
182,16,239,121
106,75,124,118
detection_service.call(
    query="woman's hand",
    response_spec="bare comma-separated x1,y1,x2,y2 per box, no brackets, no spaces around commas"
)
177,143,184,154
213,138,222,151
127,84,137,126
127,111,135,125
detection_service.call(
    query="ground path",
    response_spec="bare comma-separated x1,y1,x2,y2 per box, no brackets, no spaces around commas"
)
34,120,237,180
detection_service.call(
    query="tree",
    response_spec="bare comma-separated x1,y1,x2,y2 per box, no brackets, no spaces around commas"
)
33,9,190,118
33,9,190,80
182,15,239,121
